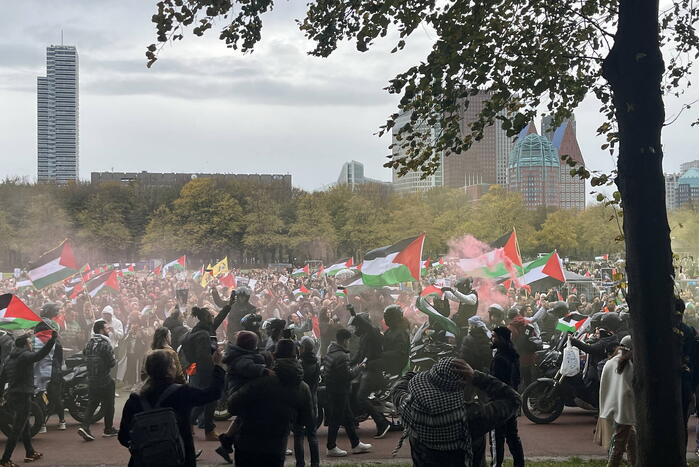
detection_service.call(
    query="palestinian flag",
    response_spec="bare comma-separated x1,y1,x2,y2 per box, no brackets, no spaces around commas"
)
317,265,325,276
361,234,425,287
292,265,310,277
419,285,444,299
293,285,311,297
335,287,348,298
27,240,79,289
416,298,459,335
432,257,446,268
153,265,162,277
15,280,33,291
421,258,431,276
517,251,566,285
491,230,523,268
0,294,42,330
219,272,236,288
556,316,587,333
116,264,135,277
163,256,186,277
83,270,120,297
326,258,353,276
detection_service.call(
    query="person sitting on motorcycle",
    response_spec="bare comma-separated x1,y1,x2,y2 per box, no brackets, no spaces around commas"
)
442,278,479,330
381,305,410,376
529,300,570,343
507,307,542,391
348,307,393,439
568,312,624,405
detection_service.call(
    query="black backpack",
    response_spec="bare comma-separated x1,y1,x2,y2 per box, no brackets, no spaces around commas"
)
129,384,185,467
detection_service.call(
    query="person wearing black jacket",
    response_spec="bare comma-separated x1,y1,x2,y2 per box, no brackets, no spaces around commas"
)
35,303,66,432
183,291,231,440
163,308,189,351
227,343,314,467
222,287,256,343
490,327,525,467
349,310,390,438
323,329,372,457
78,320,117,442
0,330,57,466
381,305,410,376
293,337,321,467
118,348,225,467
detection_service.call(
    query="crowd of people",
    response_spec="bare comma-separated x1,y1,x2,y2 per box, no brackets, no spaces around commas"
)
0,258,696,467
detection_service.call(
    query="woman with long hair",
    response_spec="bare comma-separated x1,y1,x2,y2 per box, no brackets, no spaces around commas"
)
118,349,225,467
599,335,635,467
144,327,185,384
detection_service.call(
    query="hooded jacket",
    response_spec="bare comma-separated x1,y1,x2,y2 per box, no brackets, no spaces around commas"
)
101,306,124,347
222,344,267,393
459,322,492,373
599,353,635,425
323,341,358,395
228,357,313,455
382,324,410,375
226,301,257,343
350,314,383,372
84,333,116,387
163,314,189,351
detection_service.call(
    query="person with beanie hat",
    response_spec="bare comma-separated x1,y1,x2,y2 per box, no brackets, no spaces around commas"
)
490,327,525,467
217,330,272,463
274,338,297,360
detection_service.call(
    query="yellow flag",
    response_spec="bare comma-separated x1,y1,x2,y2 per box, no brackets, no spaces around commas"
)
200,263,214,287
212,257,229,277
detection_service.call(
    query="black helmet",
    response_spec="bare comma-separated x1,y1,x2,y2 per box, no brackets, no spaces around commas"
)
40,303,60,319
550,301,569,318
236,286,252,298
383,305,403,328
456,277,473,294
600,312,622,333
348,312,372,336
589,312,605,331
240,313,262,332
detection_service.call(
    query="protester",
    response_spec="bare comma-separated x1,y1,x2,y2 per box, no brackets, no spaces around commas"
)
34,303,66,432
598,335,635,467
118,348,225,467
226,339,314,467
293,336,321,467
0,330,57,466
490,326,525,467
147,327,185,384
391,357,521,467
182,297,231,441
323,328,372,457
79,319,117,441
381,305,410,375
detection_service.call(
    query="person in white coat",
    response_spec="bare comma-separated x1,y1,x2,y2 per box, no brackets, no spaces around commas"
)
599,335,635,467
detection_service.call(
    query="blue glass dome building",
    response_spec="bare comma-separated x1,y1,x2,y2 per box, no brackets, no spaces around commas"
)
508,132,561,208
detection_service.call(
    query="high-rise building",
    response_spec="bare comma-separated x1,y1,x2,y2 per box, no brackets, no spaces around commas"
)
680,160,699,174
677,168,699,208
665,173,681,210
443,91,514,189
508,129,561,209
391,112,444,194
38,45,79,183
542,115,586,210
336,161,389,191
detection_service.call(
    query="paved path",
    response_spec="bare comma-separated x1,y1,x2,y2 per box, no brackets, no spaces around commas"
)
1,395,694,465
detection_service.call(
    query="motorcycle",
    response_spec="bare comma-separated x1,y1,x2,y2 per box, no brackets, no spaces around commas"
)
316,372,401,430
58,353,103,423
409,322,456,372
522,335,598,424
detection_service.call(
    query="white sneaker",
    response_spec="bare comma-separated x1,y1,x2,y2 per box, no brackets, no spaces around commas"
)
285,449,292,455
57,422,66,430
351,442,372,454
38,425,47,434
326,447,348,457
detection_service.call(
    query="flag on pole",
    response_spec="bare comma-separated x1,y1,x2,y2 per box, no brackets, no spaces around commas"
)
211,257,228,277
0,294,42,330
293,285,311,297
162,256,186,277
325,258,354,276
81,270,120,297
27,240,79,289
490,229,523,268
292,265,310,277
361,234,425,287
419,285,444,299
335,287,348,298
219,272,236,288
555,316,587,333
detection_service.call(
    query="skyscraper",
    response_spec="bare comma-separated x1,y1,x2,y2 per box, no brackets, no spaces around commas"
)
508,129,561,209
665,173,680,211
542,115,586,210
391,112,444,194
443,91,514,188
38,45,79,183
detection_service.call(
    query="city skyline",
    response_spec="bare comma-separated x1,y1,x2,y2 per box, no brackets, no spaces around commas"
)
0,1,698,193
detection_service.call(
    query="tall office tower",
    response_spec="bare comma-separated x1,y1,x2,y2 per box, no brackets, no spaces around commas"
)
542,115,586,210
677,168,699,208
665,173,681,211
443,91,514,188
38,45,79,183
391,112,444,194
508,128,561,209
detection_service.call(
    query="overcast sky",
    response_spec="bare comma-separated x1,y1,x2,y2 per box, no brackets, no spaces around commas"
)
1,1,697,192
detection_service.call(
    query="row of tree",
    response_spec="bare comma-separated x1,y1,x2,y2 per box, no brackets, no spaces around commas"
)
0,178,695,269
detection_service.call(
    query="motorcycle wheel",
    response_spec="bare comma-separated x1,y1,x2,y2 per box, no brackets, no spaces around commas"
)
214,396,231,421
522,380,564,424
67,389,103,423
0,402,45,438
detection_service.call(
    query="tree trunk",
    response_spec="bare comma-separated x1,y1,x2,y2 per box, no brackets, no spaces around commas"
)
602,0,684,465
